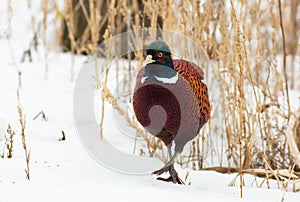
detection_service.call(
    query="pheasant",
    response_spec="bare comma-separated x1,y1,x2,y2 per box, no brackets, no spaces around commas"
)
133,40,210,184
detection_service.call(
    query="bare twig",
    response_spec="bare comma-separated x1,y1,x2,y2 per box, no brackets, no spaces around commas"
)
33,111,47,121
17,90,30,180
0,5,12,39
278,0,291,120
20,23,42,63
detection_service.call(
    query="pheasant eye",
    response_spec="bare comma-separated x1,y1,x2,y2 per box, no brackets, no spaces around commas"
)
157,52,163,57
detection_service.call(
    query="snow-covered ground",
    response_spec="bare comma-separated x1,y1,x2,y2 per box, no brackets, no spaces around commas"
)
0,1,300,202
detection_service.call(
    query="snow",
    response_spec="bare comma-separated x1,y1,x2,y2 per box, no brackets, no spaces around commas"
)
0,1,300,202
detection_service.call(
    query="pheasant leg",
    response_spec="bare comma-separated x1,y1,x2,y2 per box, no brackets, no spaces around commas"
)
153,151,183,184
152,151,179,175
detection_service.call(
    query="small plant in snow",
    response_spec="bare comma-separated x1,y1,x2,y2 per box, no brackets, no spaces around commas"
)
6,124,15,158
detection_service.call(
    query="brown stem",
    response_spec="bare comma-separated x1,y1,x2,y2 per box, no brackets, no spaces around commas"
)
278,0,291,120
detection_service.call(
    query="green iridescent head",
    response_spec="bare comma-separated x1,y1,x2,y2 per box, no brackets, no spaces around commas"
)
142,40,177,84
145,40,173,69
146,40,171,54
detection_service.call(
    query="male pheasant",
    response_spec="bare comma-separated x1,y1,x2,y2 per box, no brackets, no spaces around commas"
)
133,40,210,184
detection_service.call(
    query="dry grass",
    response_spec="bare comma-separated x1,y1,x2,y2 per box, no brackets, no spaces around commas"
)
17,90,30,180
6,124,15,158
44,0,300,192
0,124,16,159
62,0,300,168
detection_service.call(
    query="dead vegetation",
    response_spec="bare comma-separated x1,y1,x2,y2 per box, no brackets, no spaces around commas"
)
10,0,299,192
5,124,15,158
61,0,300,186
1,124,16,159
17,90,30,180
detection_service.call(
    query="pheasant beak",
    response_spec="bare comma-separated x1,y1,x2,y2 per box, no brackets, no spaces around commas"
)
143,55,155,66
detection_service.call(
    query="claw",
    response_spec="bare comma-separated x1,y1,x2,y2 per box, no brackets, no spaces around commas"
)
152,165,184,184
156,176,183,184
152,165,170,176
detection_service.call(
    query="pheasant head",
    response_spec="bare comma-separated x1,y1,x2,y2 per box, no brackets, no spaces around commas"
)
142,40,178,84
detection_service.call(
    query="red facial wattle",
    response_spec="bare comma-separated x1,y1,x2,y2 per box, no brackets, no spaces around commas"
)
155,52,165,63
157,57,164,63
